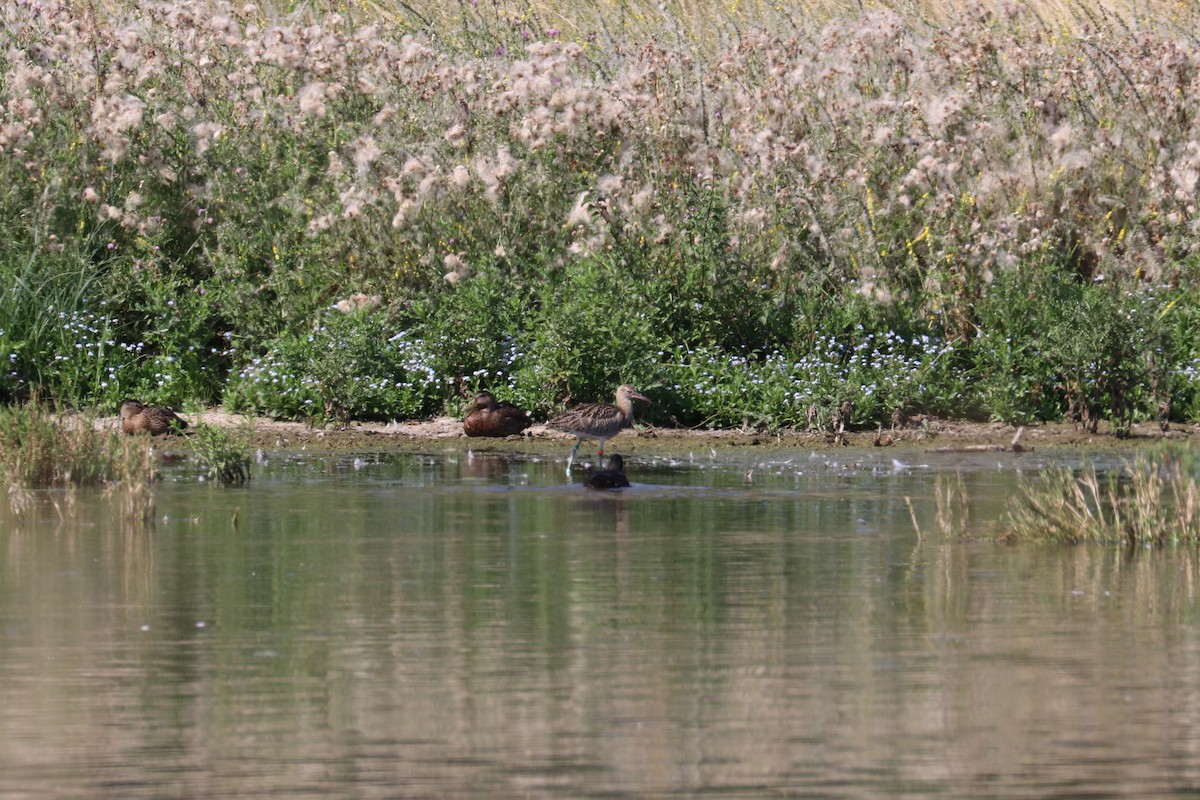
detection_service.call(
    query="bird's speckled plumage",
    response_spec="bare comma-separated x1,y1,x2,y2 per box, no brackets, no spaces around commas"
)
548,384,650,469
584,454,631,490
463,391,532,437
120,399,188,436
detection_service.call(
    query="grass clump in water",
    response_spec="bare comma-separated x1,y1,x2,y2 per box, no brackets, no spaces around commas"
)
1000,445,1200,546
0,400,157,518
189,423,251,486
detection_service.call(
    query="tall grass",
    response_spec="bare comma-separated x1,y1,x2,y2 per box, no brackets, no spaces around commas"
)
0,401,158,518
269,0,1200,58
1001,445,1200,546
5,1,1200,427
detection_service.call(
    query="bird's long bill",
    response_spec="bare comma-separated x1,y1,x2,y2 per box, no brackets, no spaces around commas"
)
629,390,652,405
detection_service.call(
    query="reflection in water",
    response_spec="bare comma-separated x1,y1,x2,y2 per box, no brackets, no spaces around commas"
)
1,449,1199,798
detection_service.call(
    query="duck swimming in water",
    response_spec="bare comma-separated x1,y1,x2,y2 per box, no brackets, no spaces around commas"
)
462,391,533,437
584,454,631,490
120,399,189,436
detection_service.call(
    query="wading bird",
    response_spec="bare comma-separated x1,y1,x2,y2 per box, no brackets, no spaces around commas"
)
548,384,650,470
584,454,631,490
462,391,532,437
120,399,189,436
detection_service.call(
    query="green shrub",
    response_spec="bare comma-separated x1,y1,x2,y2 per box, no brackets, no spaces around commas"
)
505,254,665,414
969,268,1064,424
225,309,443,425
972,265,1171,433
414,261,530,403
662,327,964,431
0,256,230,412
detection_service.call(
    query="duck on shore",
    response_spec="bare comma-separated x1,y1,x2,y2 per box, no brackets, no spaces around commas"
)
462,391,533,438
120,399,189,436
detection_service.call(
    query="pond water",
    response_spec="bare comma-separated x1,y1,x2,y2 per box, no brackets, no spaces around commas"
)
2,444,1199,798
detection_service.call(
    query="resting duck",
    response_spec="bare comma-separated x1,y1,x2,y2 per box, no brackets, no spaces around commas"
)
119,399,189,436
462,391,533,437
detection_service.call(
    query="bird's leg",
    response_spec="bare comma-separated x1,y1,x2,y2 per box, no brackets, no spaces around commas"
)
567,438,581,473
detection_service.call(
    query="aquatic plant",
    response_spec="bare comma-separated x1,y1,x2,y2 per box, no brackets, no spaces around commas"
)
1000,445,1200,546
0,400,157,517
0,400,150,486
188,423,252,486
935,472,970,538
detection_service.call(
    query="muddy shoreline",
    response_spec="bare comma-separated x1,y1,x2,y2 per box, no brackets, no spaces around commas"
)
117,410,1196,455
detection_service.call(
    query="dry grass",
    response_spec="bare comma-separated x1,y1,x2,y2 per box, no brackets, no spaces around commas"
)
241,0,1200,54
13,0,1200,294
935,470,970,536
1001,445,1200,545
0,401,158,519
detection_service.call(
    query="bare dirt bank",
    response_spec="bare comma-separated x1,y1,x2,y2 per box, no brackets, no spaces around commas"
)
126,410,1197,455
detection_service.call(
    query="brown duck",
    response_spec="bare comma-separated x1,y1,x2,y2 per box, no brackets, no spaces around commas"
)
463,391,533,437
584,454,631,490
120,399,189,436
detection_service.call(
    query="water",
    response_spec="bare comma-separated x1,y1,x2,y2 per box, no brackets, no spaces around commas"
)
2,445,1200,798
